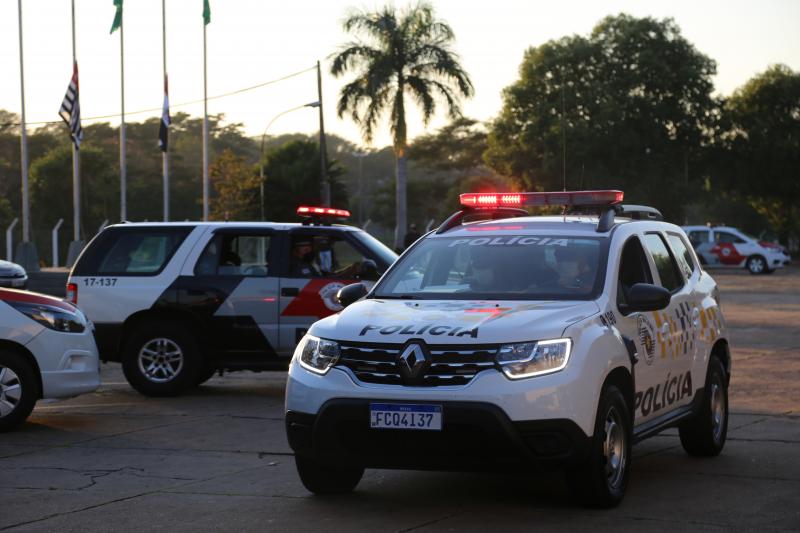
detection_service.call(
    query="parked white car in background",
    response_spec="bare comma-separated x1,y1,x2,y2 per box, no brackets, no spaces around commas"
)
0,260,28,289
0,288,100,431
683,225,791,274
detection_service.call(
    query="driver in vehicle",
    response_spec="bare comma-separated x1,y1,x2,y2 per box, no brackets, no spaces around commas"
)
556,245,598,291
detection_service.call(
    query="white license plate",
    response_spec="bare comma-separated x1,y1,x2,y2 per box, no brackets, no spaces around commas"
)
370,403,442,431
12,279,25,287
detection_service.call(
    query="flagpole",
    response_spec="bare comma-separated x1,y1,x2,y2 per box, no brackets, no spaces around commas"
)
17,0,29,245
202,20,209,221
119,6,126,221
162,0,169,221
71,0,80,244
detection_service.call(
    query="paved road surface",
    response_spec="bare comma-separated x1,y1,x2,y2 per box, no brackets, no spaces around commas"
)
2,268,798,531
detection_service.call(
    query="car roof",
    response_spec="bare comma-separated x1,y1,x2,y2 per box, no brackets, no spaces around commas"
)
105,221,362,232
430,215,681,238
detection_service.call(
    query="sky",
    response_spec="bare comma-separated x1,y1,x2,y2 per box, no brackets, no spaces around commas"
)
1,0,799,149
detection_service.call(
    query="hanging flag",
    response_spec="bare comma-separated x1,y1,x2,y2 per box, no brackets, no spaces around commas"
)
58,62,83,149
159,75,170,152
110,0,123,34
203,0,211,25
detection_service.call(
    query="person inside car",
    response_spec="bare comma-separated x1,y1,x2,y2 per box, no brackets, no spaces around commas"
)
290,238,322,277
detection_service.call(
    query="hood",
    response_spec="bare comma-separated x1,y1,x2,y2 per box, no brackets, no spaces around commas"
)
309,298,600,345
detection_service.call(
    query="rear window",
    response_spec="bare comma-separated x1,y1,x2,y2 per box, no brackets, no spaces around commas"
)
72,226,193,276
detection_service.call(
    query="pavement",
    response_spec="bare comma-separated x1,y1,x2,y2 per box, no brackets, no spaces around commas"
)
2,267,799,532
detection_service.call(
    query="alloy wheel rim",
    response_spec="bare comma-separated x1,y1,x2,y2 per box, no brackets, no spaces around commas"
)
0,366,22,418
750,258,764,273
603,406,627,490
138,338,184,383
710,377,726,443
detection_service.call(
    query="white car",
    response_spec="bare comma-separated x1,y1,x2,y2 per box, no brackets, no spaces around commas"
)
285,190,731,508
0,288,100,431
683,225,791,274
0,259,28,289
67,206,397,397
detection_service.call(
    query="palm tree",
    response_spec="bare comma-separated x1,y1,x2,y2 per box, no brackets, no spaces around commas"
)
330,3,473,248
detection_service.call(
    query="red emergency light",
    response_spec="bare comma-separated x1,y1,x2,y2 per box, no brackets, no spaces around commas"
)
459,190,624,209
296,206,351,219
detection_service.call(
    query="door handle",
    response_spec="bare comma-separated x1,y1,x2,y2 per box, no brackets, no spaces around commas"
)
691,307,700,327
660,322,671,336
281,287,300,297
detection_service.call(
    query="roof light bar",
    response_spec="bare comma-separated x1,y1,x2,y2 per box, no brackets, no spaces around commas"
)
459,190,624,209
296,206,351,219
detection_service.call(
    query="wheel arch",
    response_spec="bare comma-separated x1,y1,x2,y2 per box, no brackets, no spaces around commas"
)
602,366,635,422
710,338,731,385
0,339,43,399
120,308,206,355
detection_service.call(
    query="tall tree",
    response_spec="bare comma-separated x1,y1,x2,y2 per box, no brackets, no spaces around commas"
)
330,2,473,247
722,65,800,242
486,14,717,221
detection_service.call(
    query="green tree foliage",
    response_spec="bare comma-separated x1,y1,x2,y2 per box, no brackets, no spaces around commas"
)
210,149,260,221
486,14,718,221
721,65,800,241
330,2,473,247
262,139,347,222
29,145,116,262
409,117,487,173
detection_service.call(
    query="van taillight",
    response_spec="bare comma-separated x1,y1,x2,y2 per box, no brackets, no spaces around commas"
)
66,283,78,304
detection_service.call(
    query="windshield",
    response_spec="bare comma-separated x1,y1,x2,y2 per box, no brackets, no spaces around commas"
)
373,235,607,300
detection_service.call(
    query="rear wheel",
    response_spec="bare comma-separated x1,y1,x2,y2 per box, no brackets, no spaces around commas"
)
679,357,728,456
0,350,39,432
295,455,364,495
122,321,201,397
566,385,631,508
746,255,769,275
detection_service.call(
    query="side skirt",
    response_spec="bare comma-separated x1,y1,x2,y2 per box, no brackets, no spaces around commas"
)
632,387,704,444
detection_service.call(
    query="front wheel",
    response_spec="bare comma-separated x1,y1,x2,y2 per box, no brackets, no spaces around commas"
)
122,322,201,397
295,455,364,495
679,357,728,456
0,350,39,432
566,384,632,508
746,255,769,275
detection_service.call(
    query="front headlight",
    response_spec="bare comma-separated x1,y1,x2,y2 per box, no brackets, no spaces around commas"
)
496,338,572,379
295,335,340,375
8,301,86,333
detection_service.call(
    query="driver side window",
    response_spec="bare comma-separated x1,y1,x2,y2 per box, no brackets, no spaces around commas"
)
195,234,272,277
617,236,653,315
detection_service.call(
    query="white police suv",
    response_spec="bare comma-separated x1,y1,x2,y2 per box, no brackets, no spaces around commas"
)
285,191,731,507
67,207,397,397
1,288,100,431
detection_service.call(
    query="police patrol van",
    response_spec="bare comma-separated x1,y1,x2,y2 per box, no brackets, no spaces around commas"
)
66,207,397,397
285,191,731,507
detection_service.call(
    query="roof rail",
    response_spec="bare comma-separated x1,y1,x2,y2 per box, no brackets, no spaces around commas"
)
596,204,663,233
435,207,529,234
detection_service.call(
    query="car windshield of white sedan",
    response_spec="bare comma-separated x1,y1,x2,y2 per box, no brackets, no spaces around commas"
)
373,235,606,300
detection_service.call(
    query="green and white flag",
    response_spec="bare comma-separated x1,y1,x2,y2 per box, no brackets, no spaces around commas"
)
110,0,123,34
203,0,211,25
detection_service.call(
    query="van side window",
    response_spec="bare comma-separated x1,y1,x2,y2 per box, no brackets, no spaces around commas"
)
687,230,709,248
643,233,684,292
195,234,272,277
90,228,191,276
617,236,653,314
667,233,695,280
715,231,746,244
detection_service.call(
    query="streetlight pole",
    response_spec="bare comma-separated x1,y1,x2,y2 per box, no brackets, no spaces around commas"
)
258,101,319,220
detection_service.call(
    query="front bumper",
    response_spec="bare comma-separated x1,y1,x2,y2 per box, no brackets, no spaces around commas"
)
25,326,101,399
286,400,590,472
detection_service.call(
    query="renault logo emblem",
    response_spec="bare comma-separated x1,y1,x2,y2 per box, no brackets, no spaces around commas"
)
398,342,428,380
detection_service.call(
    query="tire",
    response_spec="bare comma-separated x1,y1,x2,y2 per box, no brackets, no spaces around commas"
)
122,321,201,397
679,357,728,457
566,385,632,508
0,350,39,432
295,455,364,495
746,255,768,275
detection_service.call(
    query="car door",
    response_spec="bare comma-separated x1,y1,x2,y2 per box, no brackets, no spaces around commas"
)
181,229,281,363
641,232,699,414
687,229,715,266
709,230,748,268
277,229,383,354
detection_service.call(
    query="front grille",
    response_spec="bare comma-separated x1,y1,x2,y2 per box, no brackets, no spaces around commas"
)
336,342,498,387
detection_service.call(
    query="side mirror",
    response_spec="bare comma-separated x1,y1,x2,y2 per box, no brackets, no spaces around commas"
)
358,259,379,281
336,282,368,308
624,283,671,313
